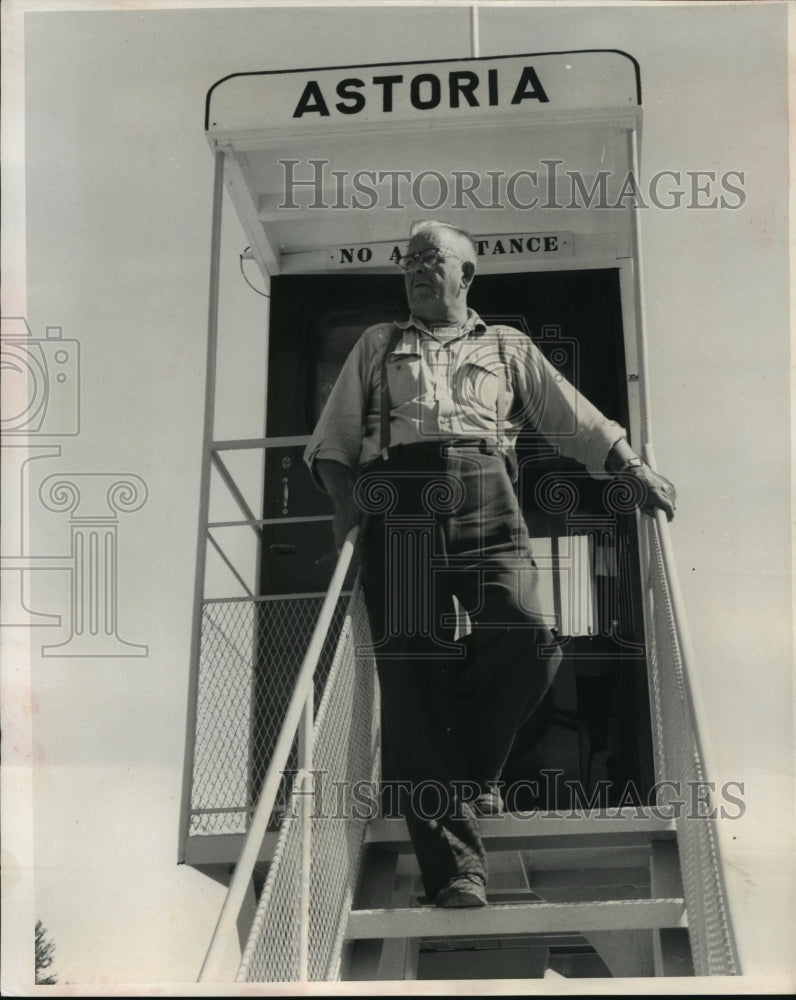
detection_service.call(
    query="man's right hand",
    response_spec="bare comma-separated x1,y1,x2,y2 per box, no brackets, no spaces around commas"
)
315,458,361,552
332,496,362,551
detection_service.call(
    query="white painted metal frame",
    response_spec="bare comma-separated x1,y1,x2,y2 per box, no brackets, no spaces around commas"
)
179,150,225,860
186,32,737,979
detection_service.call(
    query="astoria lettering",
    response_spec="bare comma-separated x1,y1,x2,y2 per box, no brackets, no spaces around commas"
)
293,66,549,118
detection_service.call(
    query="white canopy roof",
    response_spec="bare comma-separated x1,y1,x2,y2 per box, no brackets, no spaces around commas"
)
206,51,643,277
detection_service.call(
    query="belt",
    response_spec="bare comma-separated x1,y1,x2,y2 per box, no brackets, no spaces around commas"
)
384,438,500,460
362,440,519,487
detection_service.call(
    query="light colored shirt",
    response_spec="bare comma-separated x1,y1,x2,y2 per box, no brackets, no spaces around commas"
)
304,309,626,486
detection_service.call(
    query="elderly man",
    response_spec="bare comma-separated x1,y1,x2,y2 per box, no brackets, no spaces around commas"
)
304,220,675,908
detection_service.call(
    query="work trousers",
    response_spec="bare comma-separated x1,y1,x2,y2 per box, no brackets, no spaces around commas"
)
356,441,562,899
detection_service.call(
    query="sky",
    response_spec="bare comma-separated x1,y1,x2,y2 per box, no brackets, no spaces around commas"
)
1,0,794,995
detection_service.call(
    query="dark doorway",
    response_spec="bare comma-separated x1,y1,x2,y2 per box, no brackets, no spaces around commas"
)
254,269,655,812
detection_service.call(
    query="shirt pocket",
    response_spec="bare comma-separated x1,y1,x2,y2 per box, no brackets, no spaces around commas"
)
453,360,502,417
385,352,424,407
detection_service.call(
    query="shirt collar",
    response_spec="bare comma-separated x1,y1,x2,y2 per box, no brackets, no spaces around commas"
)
396,309,488,338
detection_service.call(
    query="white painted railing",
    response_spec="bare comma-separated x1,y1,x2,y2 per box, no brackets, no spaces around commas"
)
197,527,376,981
642,445,739,975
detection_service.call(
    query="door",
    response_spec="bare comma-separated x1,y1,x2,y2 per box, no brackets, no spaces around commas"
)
256,268,655,809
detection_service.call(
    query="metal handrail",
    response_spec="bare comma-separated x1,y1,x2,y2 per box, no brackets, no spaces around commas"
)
641,445,740,973
642,442,719,790
197,525,359,982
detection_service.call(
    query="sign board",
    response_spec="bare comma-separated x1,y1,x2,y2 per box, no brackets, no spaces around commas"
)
326,233,574,269
206,51,640,133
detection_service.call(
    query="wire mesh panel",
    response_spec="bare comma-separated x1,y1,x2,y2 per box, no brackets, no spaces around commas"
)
645,519,738,976
190,600,255,836
237,585,379,982
189,594,350,837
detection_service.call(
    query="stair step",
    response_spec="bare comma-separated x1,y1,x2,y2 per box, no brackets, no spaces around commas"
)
347,898,687,940
366,808,676,852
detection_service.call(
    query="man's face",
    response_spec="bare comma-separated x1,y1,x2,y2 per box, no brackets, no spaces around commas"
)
403,229,474,321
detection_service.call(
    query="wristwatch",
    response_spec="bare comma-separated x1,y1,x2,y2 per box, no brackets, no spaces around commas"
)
619,456,645,473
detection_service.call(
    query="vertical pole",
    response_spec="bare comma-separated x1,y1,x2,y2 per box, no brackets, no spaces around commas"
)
248,287,271,814
628,128,654,673
470,4,480,58
629,128,653,448
178,148,226,861
298,690,314,980
551,533,563,635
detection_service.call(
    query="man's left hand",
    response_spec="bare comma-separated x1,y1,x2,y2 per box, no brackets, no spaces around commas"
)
624,462,677,521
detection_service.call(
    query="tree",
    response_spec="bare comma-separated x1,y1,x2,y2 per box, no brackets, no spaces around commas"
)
35,920,58,985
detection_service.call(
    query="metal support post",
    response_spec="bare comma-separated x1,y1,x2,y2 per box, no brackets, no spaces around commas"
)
178,148,226,860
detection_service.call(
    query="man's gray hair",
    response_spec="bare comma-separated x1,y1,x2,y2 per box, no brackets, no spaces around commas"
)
409,219,478,267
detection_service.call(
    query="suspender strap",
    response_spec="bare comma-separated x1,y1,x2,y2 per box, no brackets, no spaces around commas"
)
494,328,518,483
494,327,510,449
379,325,405,456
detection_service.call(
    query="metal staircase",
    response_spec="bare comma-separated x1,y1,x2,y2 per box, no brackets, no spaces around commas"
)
193,507,739,984
344,809,689,981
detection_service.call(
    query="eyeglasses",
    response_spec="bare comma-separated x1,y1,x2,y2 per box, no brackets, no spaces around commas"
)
396,247,466,272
